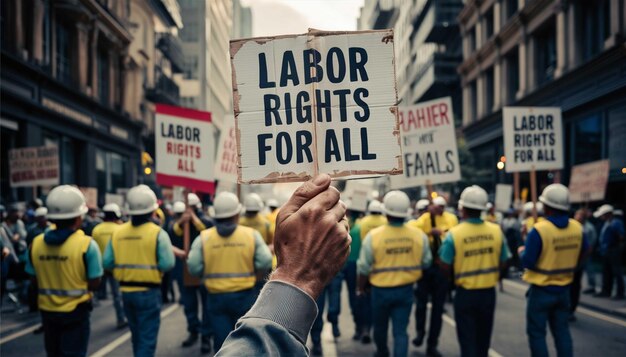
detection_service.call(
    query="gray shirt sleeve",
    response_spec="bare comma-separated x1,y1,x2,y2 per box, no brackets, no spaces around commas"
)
215,280,318,356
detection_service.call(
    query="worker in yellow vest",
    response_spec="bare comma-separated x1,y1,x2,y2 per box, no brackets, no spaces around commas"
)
187,192,272,351
413,199,430,220
360,200,388,240
357,191,431,357
519,184,588,357
521,201,545,241
408,196,458,356
439,185,510,357
103,185,176,357
25,185,103,357
91,203,126,328
240,193,273,247
265,198,280,226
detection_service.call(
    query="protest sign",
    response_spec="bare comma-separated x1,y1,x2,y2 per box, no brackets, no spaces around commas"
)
389,97,460,189
230,28,402,183
495,184,513,212
155,104,216,193
9,145,59,187
569,159,610,203
214,116,238,183
343,179,375,212
78,187,98,208
503,107,563,173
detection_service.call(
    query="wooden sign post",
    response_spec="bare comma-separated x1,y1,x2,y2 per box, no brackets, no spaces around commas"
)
182,189,201,287
530,166,538,221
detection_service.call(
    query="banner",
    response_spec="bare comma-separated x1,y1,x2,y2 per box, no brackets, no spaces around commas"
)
214,115,238,183
9,145,60,187
230,29,402,183
503,107,563,172
569,159,610,203
390,97,460,189
155,104,216,193
495,184,513,212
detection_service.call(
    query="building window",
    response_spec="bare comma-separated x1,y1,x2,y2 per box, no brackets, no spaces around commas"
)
184,56,199,79
98,48,110,106
582,0,610,60
180,18,198,42
55,21,73,85
470,80,477,122
42,0,51,67
506,48,519,104
96,148,129,194
484,8,494,41
484,67,494,115
505,0,518,20
572,115,603,165
535,20,556,86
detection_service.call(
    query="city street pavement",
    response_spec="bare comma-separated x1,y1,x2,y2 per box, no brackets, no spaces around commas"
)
1,278,625,356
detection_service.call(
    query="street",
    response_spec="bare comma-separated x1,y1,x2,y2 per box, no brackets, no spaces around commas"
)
1,278,624,357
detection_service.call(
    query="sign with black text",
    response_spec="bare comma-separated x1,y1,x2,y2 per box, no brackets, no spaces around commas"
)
155,104,215,193
390,97,460,189
9,146,59,187
503,107,563,173
569,160,610,203
214,116,238,183
230,29,402,183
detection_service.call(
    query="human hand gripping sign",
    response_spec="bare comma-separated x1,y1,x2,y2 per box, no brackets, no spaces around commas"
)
270,174,350,300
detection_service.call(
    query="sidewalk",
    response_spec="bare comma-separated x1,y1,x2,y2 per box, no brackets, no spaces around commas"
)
577,272,626,319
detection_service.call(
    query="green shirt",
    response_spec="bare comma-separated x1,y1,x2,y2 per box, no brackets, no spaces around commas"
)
348,224,362,262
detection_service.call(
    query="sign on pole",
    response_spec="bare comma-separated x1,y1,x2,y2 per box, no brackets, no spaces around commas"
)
9,145,60,187
503,107,563,173
214,115,238,183
390,97,460,189
230,28,402,183
155,104,216,193
495,184,513,212
569,159,610,203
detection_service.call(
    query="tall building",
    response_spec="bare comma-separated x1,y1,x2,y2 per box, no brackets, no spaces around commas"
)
1,0,140,204
178,0,233,130
458,0,626,202
233,0,253,39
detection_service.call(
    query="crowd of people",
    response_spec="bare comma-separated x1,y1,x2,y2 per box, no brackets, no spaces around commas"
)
0,176,624,357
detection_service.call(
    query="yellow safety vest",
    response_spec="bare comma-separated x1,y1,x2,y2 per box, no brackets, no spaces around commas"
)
31,230,92,312
112,222,163,292
360,214,388,240
409,212,458,246
369,224,425,288
201,226,256,293
91,221,120,255
523,216,546,233
240,214,273,245
266,209,279,225
523,219,583,286
450,221,503,289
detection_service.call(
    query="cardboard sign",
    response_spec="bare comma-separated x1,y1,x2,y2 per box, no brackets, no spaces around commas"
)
214,116,238,183
495,184,513,212
503,107,564,172
9,146,60,187
155,104,216,193
230,28,402,183
569,159,610,203
390,97,460,189
78,187,98,208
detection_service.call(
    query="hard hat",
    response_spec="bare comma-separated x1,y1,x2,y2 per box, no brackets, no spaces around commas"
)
614,209,623,217
126,185,159,216
536,202,544,215
188,193,201,207
46,185,89,220
34,207,48,217
367,200,384,214
593,204,614,218
345,199,365,213
213,192,242,219
486,202,493,210
382,191,411,218
523,202,534,213
164,203,172,211
102,203,122,218
539,183,570,211
458,185,488,211
173,201,186,214
267,198,279,209
416,199,429,211
433,196,447,207
244,193,264,212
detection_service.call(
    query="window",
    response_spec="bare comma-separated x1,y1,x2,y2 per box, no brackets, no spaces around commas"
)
506,0,518,20
96,148,129,194
42,0,51,67
572,115,603,165
61,137,76,184
535,20,556,86
55,21,72,84
180,19,198,42
484,67,494,115
582,0,610,60
470,80,477,122
467,28,476,55
506,48,519,104
484,8,494,41
98,48,109,106
184,56,199,79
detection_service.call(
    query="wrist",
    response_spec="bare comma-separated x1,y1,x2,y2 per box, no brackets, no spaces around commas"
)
270,268,324,300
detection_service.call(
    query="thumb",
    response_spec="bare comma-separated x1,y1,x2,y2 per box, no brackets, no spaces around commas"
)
279,174,331,219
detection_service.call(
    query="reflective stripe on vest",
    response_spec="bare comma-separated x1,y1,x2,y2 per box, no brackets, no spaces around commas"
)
369,224,424,288
201,226,256,293
39,288,88,296
450,221,502,290
523,219,582,286
114,264,158,270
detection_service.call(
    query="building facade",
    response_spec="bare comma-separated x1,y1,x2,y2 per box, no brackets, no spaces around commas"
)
458,0,626,204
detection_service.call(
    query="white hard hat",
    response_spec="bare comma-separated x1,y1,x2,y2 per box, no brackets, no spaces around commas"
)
102,203,122,218
536,202,544,215
213,192,242,219
244,193,264,212
173,201,186,214
458,185,488,211
486,202,494,210
539,183,570,211
34,207,48,217
383,191,411,218
46,185,89,220
188,193,201,207
416,199,429,211
593,204,614,218
523,202,534,213
433,196,447,207
614,209,623,217
126,185,159,216
367,200,384,214
267,198,279,208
